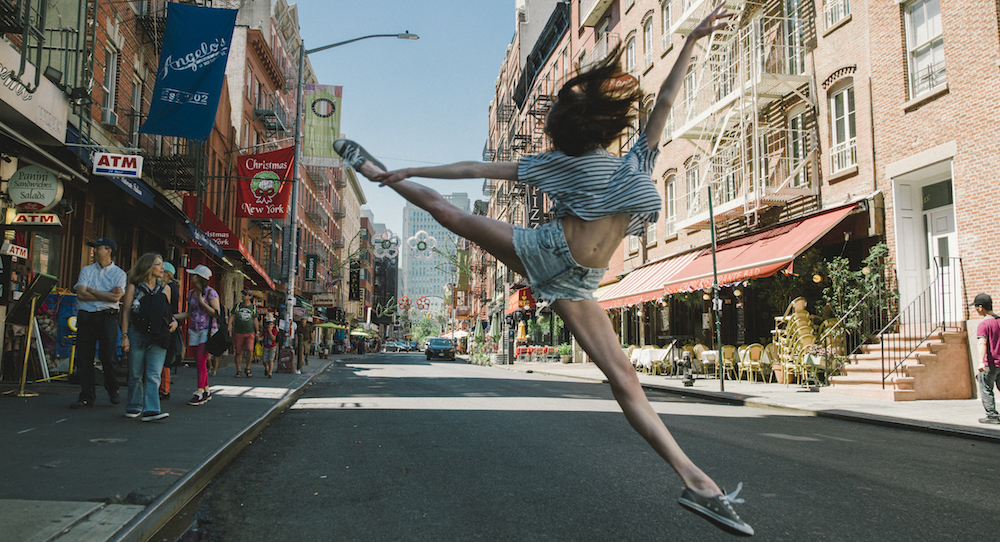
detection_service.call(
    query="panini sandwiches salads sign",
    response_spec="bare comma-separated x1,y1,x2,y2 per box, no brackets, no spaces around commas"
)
7,165,62,211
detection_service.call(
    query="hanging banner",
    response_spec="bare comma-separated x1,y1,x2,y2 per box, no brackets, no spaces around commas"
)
302,84,343,168
304,254,318,282
139,3,237,139
236,146,294,218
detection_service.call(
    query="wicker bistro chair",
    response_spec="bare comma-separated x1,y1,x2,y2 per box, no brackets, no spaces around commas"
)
693,344,714,377
720,345,738,379
738,343,765,382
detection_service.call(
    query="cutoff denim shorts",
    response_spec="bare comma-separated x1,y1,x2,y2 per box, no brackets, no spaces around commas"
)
512,218,607,304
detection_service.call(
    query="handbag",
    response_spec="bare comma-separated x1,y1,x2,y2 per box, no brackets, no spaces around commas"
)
205,306,233,356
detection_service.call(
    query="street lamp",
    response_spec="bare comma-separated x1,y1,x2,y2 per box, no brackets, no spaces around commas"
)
284,31,419,343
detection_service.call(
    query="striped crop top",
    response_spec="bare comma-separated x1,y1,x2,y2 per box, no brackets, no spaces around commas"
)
516,131,661,237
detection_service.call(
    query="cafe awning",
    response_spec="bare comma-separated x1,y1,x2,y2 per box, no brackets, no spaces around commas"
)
598,251,701,309
662,204,858,294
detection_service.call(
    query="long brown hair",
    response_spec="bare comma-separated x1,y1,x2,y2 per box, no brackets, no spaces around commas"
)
544,45,644,156
127,253,163,285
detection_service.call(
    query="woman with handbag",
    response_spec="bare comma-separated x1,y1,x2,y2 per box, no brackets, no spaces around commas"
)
174,264,221,406
120,253,177,421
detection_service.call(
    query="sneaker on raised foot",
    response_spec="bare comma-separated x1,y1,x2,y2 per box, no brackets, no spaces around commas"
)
141,412,169,422
187,392,206,406
332,139,386,172
124,410,141,418
979,416,1000,424
678,483,754,537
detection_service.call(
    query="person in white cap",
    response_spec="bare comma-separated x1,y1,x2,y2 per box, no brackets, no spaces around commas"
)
174,264,220,406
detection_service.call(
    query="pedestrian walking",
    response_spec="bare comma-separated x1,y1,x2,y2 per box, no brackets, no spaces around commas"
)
295,317,310,373
174,264,220,406
972,293,1000,425
159,262,182,401
120,253,176,422
335,6,751,536
70,237,126,409
229,289,259,377
260,315,277,378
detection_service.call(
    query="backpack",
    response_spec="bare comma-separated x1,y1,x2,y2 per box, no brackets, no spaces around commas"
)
132,283,172,349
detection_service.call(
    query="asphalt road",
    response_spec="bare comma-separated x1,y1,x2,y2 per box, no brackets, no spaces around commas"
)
175,353,998,541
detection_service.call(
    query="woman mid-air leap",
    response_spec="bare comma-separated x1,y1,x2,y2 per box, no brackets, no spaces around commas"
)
336,6,752,537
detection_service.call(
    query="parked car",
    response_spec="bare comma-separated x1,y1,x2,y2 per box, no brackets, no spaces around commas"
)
382,341,404,353
425,337,456,360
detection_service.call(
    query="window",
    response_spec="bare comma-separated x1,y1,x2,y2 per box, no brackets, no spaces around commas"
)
684,67,697,121
626,37,637,75
787,109,810,188
101,48,118,114
561,48,569,86
905,0,945,97
629,234,639,253
662,108,674,142
824,0,851,29
664,176,676,235
661,1,672,51
785,0,806,75
829,85,857,172
643,17,654,68
130,78,142,146
686,162,701,214
646,221,657,245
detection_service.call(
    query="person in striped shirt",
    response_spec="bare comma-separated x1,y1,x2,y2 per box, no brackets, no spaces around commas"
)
337,5,751,536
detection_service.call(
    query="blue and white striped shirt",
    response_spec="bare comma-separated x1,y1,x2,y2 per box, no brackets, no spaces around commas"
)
517,132,661,237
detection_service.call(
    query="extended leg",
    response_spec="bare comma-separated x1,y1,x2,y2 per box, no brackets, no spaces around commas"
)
551,297,722,496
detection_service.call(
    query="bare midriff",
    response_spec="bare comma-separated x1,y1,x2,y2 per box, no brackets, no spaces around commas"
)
560,214,630,269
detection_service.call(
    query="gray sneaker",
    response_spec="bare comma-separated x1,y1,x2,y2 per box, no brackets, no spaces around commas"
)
979,417,1000,424
332,139,386,172
678,483,754,537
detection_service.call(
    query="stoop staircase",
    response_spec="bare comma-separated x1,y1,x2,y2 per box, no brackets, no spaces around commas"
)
823,329,970,401
820,256,973,402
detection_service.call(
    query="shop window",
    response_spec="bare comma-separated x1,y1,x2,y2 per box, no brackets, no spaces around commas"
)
32,231,62,277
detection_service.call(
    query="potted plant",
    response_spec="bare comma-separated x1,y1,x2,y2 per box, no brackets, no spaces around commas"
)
558,343,573,363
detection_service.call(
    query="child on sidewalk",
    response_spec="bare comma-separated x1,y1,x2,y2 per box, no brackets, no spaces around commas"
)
336,5,751,537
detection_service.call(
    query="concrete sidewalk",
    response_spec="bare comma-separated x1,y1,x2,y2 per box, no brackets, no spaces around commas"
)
0,354,351,542
492,360,1000,442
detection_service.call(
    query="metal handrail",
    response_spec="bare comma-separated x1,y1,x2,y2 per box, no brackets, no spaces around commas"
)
818,275,894,376
879,257,965,387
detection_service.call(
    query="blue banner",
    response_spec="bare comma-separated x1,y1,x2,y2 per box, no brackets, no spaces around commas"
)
139,3,237,140
188,223,223,258
106,176,154,208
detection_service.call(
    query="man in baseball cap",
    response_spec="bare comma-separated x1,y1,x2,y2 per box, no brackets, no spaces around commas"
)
86,237,117,252
71,236,126,409
972,293,1000,424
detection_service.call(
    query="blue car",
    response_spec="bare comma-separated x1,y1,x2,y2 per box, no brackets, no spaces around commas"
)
425,337,456,360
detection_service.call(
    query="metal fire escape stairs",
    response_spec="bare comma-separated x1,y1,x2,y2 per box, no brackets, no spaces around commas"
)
669,0,818,231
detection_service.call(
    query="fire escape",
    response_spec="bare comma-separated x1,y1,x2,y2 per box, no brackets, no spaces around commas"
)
670,0,818,231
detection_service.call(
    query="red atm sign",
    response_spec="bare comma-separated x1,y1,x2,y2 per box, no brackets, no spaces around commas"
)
93,152,143,178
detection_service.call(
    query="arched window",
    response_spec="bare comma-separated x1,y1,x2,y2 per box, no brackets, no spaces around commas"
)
828,79,857,173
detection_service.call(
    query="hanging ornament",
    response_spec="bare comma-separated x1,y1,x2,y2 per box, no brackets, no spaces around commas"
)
373,229,400,259
415,296,430,310
407,230,437,259
398,296,412,311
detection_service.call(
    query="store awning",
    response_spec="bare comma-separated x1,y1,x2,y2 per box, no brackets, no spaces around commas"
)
508,287,535,312
183,195,275,290
598,251,701,309
662,204,857,294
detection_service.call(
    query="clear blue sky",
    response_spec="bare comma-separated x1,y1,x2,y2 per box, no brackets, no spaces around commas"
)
295,0,517,236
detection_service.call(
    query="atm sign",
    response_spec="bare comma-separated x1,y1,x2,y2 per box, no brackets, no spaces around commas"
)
93,152,144,178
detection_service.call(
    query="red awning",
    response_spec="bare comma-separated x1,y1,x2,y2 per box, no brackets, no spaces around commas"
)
183,195,276,291
508,287,535,312
598,250,701,309
662,204,857,294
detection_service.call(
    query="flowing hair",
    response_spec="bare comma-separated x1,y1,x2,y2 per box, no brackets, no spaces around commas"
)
127,253,163,285
544,45,644,156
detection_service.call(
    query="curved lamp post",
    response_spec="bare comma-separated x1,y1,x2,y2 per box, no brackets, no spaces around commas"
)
284,32,419,343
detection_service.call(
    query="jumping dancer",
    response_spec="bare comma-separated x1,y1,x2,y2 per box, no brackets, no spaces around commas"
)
336,6,751,536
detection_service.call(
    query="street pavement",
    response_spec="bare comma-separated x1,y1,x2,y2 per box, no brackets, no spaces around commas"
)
1,352,997,541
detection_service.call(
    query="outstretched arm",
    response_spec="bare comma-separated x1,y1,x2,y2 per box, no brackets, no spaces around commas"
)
371,161,518,186
644,4,735,150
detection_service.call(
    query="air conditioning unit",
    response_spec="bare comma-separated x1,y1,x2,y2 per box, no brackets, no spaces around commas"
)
101,107,118,127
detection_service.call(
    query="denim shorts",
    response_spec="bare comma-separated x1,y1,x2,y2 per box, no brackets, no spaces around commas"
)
512,219,607,303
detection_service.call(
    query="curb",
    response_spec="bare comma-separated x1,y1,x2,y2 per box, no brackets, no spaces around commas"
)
493,363,1000,444
107,361,338,542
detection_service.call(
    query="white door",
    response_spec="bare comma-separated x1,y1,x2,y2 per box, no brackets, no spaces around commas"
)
925,205,961,323
894,182,927,309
